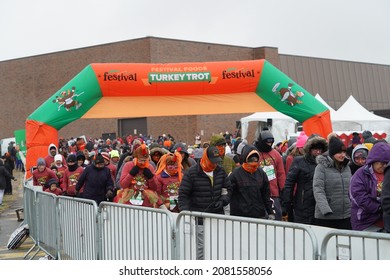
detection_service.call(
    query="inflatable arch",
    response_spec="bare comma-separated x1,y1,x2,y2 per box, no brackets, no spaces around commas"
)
26,59,332,177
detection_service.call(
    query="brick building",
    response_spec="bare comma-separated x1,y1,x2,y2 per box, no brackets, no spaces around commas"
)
1,37,389,144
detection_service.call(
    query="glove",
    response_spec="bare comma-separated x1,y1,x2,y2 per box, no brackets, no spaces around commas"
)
106,190,114,199
214,200,224,211
268,214,276,220
129,165,139,176
281,210,288,221
143,168,154,179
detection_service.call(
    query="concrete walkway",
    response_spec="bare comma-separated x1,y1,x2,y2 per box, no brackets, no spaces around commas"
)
0,170,41,260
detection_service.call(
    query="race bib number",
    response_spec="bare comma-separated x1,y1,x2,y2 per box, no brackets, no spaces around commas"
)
169,195,178,210
263,165,276,181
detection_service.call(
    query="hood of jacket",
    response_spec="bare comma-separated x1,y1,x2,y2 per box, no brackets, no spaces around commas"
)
365,142,390,165
48,143,58,157
303,135,328,155
351,144,369,165
316,154,349,168
240,144,259,163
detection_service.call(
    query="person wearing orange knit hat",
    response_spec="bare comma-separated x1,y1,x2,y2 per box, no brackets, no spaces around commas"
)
155,151,183,212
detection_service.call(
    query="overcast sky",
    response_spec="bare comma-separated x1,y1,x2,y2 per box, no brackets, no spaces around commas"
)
1,0,389,65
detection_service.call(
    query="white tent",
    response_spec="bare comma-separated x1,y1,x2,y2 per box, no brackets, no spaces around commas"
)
332,95,390,133
240,95,390,142
240,111,297,144
240,94,333,143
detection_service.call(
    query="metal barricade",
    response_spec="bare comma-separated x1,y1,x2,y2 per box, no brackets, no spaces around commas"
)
99,202,176,260
22,182,39,259
320,229,390,260
57,196,99,260
32,191,58,259
176,211,319,260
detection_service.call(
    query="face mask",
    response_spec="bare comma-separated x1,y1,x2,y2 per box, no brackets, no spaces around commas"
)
242,162,259,173
217,146,225,157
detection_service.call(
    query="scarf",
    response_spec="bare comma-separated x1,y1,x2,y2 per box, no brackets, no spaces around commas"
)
217,146,225,157
242,162,259,173
200,147,217,172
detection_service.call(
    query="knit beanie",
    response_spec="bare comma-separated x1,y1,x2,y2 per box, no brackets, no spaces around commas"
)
328,137,346,157
37,157,46,166
296,132,309,148
133,144,150,160
101,152,110,162
210,134,227,146
362,130,373,140
67,154,77,163
54,154,62,162
351,135,362,145
93,153,105,164
110,150,120,159
256,131,274,152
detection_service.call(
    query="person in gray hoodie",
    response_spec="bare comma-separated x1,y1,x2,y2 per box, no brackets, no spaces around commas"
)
313,136,352,229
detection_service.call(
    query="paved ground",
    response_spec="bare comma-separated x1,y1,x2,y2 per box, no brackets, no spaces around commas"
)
0,170,43,260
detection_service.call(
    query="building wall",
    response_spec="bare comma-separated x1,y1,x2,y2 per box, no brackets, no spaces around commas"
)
279,55,390,111
1,36,389,144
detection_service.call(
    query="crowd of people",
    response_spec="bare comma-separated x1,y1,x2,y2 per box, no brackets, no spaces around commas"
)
24,129,390,238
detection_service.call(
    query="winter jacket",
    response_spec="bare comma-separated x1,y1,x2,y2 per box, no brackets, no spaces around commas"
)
382,164,390,232
0,161,14,190
119,160,158,191
350,165,382,230
62,166,85,196
76,165,114,205
350,142,390,230
156,172,181,211
228,145,273,218
258,149,286,197
32,167,58,190
281,136,328,224
178,161,232,214
313,155,351,220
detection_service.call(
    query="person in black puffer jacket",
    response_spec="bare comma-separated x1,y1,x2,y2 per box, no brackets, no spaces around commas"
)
178,146,231,214
178,146,232,260
228,144,275,219
281,135,328,225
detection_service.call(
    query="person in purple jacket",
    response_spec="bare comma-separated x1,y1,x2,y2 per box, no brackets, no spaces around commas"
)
350,142,390,231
